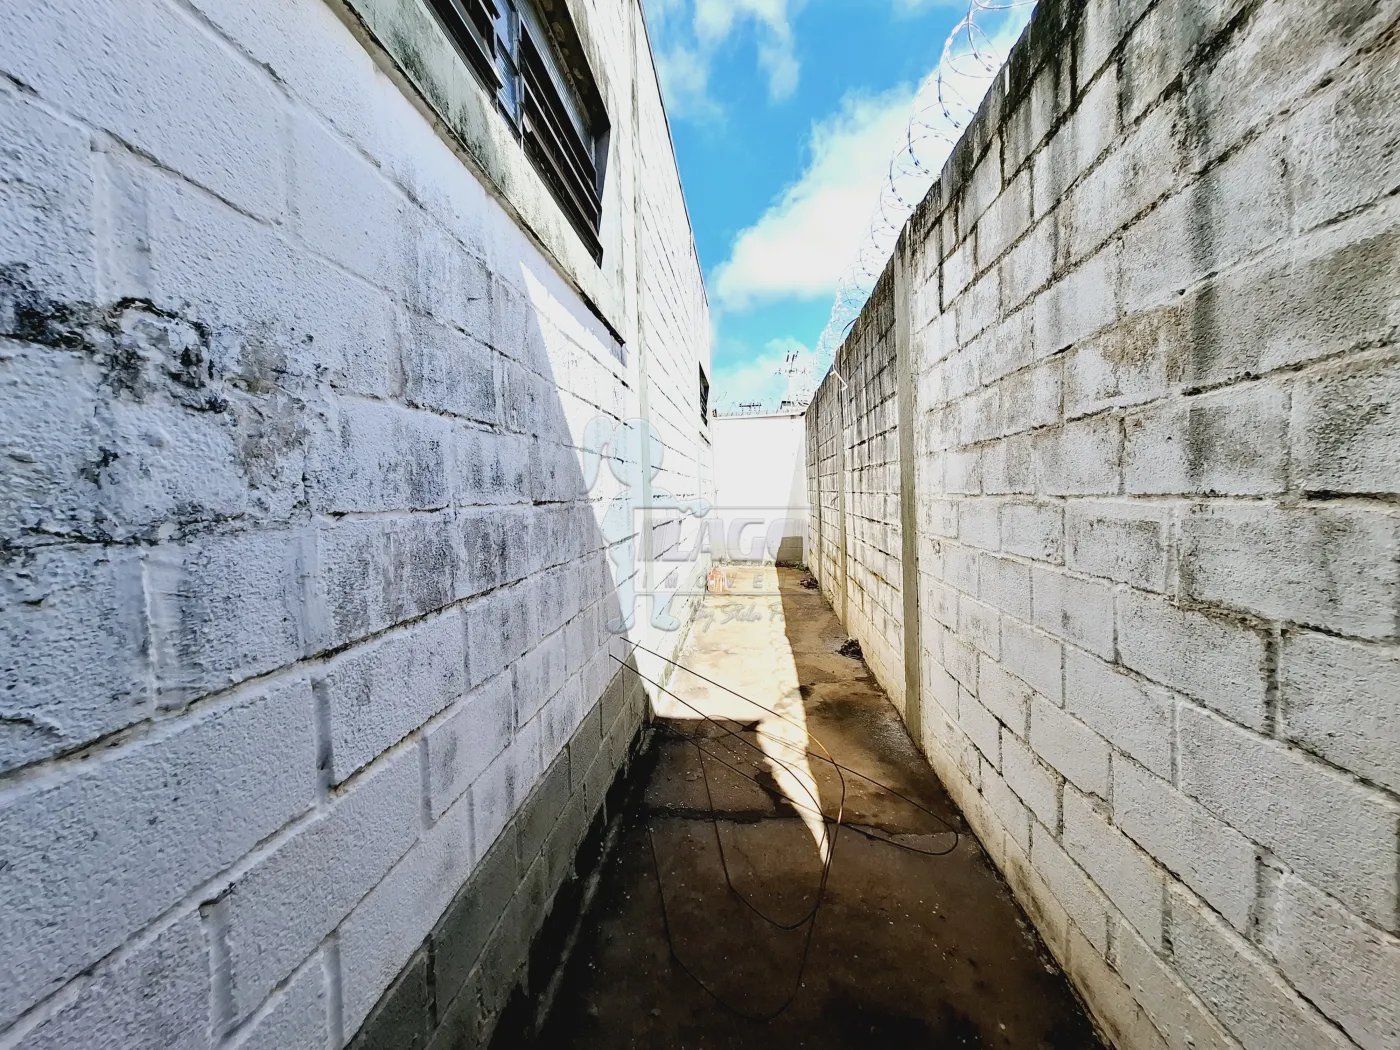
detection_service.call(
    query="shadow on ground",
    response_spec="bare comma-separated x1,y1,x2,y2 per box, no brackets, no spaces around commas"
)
529,566,1103,1049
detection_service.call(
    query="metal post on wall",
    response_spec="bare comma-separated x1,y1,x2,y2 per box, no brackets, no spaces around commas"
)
894,231,922,750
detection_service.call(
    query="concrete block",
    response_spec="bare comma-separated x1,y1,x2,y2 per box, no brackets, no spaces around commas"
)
996,358,1058,436
957,498,1001,551
1064,649,1173,779
432,835,520,1009
471,742,526,862
454,426,531,507
1287,30,1400,233
288,105,406,286
1001,730,1061,828
981,433,1038,495
452,508,509,601
517,752,571,865
1182,122,1292,272
1168,884,1355,1050
1032,566,1116,660
1261,872,1400,1050
99,395,266,538
1001,615,1063,704
1063,922,1170,1050
402,314,500,424
975,170,1033,269
959,385,1002,445
1033,414,1122,496
1115,758,1256,932
1030,696,1110,797
1292,354,1400,496
943,542,980,594
307,397,452,514
979,657,1034,737
0,340,101,545
0,90,95,298
999,218,1056,314
1115,189,1201,315
349,947,430,1050
231,954,331,1050
1110,916,1240,1050
0,544,150,772
12,913,208,1050
319,610,467,783
920,498,958,540
0,0,287,221
980,760,1032,853
946,446,982,494
1058,97,1181,266
1031,245,1118,355
566,703,604,795
1063,306,1185,419
980,554,1032,622
146,529,311,707
312,512,456,651
1178,216,1400,388
426,674,515,819
959,689,1002,768
1063,788,1164,948
953,262,1001,348
1124,384,1289,496
1032,827,1110,955
1066,500,1171,592
338,793,475,1036
1001,501,1064,564
1178,503,1399,640
0,675,316,1029
1279,631,1400,795
958,596,1001,659
1182,0,1394,170
515,629,569,726
223,747,420,1020
1035,60,1121,218
1177,705,1399,931
1117,589,1269,731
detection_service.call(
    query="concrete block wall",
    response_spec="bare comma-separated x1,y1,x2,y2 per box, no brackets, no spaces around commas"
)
805,1,1400,1048
806,269,907,708
0,0,708,1047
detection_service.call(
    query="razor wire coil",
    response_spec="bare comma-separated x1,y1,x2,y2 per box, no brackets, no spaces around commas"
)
810,0,1036,381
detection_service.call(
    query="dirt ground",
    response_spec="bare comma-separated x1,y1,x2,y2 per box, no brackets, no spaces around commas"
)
533,566,1103,1050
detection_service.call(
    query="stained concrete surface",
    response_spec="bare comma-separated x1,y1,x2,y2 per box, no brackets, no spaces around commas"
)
533,567,1103,1049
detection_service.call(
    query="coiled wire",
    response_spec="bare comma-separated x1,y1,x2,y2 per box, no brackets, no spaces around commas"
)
612,641,961,1020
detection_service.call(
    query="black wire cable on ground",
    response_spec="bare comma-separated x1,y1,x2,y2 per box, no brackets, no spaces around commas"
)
610,641,962,1022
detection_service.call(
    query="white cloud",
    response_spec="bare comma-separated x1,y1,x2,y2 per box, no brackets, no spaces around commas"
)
710,85,916,311
712,336,809,409
645,0,804,119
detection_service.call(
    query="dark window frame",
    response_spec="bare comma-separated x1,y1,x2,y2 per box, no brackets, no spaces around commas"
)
429,0,609,262
699,365,710,425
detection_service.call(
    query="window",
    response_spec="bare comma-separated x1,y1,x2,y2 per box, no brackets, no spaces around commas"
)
699,366,710,425
430,0,609,262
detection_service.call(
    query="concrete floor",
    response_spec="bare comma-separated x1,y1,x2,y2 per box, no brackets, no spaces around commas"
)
534,567,1103,1049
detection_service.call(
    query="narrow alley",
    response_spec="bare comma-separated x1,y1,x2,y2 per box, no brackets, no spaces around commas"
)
2,1,1398,1049
534,567,1102,1049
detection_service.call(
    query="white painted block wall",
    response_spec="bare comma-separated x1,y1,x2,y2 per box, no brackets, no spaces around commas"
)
807,1,1400,1048
0,0,709,1044
711,410,808,562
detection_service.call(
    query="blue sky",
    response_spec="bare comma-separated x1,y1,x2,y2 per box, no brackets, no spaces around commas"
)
641,0,991,410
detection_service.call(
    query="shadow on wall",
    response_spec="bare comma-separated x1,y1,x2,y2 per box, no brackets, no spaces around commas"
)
0,175,672,1048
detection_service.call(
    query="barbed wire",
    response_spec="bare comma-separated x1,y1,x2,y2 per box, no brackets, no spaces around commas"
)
810,0,1037,380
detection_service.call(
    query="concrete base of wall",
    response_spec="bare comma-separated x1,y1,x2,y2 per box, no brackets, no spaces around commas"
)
347,668,651,1050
